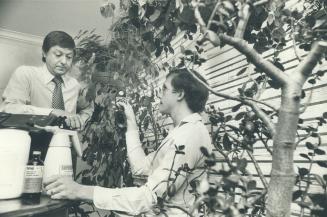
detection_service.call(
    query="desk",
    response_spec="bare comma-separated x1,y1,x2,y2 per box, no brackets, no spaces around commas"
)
0,195,75,217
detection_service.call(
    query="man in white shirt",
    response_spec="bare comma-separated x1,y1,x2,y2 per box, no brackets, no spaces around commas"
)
1,31,93,129
43,68,213,216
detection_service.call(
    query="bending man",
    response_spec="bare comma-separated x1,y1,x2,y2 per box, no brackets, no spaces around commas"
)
1,31,93,129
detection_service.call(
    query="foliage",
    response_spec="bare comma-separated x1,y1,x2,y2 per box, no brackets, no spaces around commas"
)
71,27,166,216
72,0,327,216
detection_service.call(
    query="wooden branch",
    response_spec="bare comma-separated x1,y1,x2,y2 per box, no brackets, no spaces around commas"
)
257,131,273,155
295,41,327,84
194,5,206,31
246,150,269,189
243,97,278,111
224,127,269,189
299,87,313,114
184,66,276,137
235,3,251,38
219,34,289,86
235,0,269,38
249,189,267,206
246,101,276,137
207,0,221,30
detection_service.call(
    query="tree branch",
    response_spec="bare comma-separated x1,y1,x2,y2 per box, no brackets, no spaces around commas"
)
184,66,276,137
235,3,251,38
295,41,327,85
246,100,276,137
246,150,269,189
219,34,289,86
243,97,278,111
224,127,269,189
257,131,273,155
207,0,221,30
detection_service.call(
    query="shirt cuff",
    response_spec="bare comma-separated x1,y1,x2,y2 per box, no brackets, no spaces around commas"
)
93,186,115,210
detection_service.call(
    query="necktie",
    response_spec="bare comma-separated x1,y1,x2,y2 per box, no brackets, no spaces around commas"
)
52,76,65,110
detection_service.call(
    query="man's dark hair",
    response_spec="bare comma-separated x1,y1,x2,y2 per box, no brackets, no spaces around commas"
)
42,31,75,62
167,68,209,113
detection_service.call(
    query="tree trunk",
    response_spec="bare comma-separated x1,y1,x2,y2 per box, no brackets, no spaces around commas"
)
266,85,301,217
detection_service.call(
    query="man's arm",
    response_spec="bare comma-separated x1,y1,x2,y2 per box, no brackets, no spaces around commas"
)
44,176,157,216
1,66,53,115
43,124,208,215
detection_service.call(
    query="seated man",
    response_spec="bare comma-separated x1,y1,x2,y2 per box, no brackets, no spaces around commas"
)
44,68,213,216
1,31,93,129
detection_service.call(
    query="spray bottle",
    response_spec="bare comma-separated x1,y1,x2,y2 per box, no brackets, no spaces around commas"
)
36,126,82,180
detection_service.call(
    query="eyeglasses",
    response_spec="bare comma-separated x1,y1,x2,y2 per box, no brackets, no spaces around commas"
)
158,85,179,97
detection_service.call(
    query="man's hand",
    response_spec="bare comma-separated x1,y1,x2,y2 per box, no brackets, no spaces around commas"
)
116,101,138,130
43,175,94,201
50,109,83,129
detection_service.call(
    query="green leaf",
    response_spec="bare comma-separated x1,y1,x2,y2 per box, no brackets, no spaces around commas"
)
225,115,232,122
168,46,174,54
237,158,248,172
232,103,243,112
298,167,309,177
200,146,209,157
178,145,185,150
317,161,327,168
314,148,326,155
312,174,326,188
223,133,232,151
139,110,147,122
301,90,306,99
292,190,303,201
272,60,285,71
183,49,193,55
316,70,325,77
305,142,315,150
295,201,311,208
247,180,256,191
267,79,281,89
299,153,311,161
308,79,316,84
178,6,196,24
236,67,247,76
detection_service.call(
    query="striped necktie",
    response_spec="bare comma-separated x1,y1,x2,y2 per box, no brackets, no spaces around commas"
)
52,76,65,110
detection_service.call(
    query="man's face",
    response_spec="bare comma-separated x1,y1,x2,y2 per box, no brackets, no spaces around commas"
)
159,75,179,115
43,45,74,76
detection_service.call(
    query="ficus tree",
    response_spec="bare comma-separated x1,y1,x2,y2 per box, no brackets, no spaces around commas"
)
101,0,326,216
72,0,327,216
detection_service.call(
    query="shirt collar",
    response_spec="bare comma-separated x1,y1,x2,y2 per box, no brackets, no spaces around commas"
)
177,113,203,127
41,64,68,86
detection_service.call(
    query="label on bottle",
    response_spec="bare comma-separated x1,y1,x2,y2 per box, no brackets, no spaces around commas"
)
23,165,43,193
59,164,73,176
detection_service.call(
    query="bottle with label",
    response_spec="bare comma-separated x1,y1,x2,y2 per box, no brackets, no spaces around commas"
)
21,151,44,204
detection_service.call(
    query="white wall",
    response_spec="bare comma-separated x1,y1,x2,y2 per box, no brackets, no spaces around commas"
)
0,28,43,102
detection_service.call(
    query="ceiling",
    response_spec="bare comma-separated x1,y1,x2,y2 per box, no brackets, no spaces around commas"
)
0,0,119,39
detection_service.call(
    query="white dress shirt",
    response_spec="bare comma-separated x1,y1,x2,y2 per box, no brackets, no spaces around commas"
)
93,113,213,216
1,65,93,124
